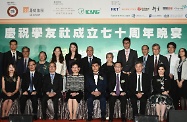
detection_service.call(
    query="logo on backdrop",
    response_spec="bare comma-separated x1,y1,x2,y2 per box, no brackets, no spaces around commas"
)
78,8,100,14
7,6,18,17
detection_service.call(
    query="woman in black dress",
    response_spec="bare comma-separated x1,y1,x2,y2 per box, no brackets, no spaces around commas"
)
66,62,84,120
101,52,114,80
174,48,187,110
65,42,81,75
101,53,114,99
149,64,173,122
1,64,20,118
36,51,49,76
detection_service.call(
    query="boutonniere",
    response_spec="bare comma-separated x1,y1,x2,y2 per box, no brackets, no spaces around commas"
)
18,56,21,60
74,58,77,61
121,80,125,83
99,76,104,80
159,61,163,64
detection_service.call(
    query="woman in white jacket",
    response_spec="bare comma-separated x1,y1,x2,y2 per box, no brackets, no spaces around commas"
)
174,48,187,110
51,47,67,92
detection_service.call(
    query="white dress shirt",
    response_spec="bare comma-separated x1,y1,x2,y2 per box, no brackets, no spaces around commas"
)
94,73,99,91
11,50,17,61
165,53,179,75
88,56,93,63
113,73,123,91
28,71,36,91
154,54,160,64
136,73,143,91
125,49,130,56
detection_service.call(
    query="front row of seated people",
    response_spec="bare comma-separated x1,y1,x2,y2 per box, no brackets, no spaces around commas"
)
1,60,172,122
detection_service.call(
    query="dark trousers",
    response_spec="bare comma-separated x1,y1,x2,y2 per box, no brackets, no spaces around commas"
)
42,94,59,118
169,78,179,109
109,95,127,120
87,95,106,119
130,96,147,117
20,93,38,114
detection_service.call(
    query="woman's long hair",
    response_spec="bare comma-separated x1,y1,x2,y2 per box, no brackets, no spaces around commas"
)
68,42,79,57
51,46,64,63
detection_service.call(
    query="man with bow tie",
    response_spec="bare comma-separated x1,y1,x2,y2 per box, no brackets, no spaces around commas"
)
86,61,107,122
108,62,128,122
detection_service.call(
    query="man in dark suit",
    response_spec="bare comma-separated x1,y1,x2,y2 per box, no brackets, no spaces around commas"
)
17,46,32,78
129,61,151,118
145,43,169,79
3,39,22,75
80,46,101,76
86,61,106,122
117,37,138,76
42,62,62,120
80,46,101,100
137,45,150,73
20,60,42,120
108,62,128,122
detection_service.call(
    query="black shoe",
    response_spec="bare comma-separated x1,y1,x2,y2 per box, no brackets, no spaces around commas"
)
108,119,113,122
121,119,126,122
53,116,58,120
101,117,106,122
86,117,92,122
33,115,37,120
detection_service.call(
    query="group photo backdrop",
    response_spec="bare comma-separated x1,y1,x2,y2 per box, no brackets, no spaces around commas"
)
0,0,187,63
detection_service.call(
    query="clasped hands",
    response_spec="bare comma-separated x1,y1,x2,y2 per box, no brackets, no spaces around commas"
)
46,92,56,97
23,91,37,95
176,80,184,88
91,91,101,97
71,92,79,96
136,93,143,98
110,92,126,96
6,92,14,97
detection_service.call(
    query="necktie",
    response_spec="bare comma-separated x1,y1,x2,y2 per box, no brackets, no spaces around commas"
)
24,59,27,72
138,75,141,92
12,53,15,63
30,73,34,92
89,58,92,66
116,74,120,96
143,57,146,73
169,55,172,72
125,50,129,61
51,74,54,84
154,56,158,76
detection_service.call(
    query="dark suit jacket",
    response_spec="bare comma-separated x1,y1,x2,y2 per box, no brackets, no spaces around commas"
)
80,56,101,76
117,49,138,73
3,50,22,75
42,73,63,96
65,53,81,72
137,55,150,63
21,71,42,96
86,72,107,97
128,73,151,98
152,75,171,95
108,72,129,95
145,54,169,79
16,58,32,78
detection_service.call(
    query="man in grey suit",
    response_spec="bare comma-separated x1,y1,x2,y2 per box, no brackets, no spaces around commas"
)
117,37,138,75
